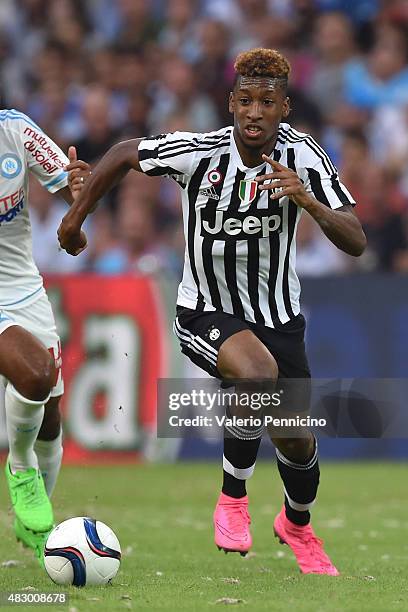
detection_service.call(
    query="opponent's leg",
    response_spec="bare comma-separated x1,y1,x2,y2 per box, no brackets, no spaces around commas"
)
214,330,278,555
5,385,45,473
271,435,338,575
35,396,63,498
1,325,55,563
2,323,55,473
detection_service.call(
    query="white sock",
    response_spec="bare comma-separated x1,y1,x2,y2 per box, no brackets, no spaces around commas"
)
34,430,63,497
5,384,46,473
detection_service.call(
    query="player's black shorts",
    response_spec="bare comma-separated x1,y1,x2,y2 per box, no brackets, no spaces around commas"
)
174,306,311,380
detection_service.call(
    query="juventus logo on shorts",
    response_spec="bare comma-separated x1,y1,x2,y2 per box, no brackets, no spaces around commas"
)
209,328,220,341
206,325,221,342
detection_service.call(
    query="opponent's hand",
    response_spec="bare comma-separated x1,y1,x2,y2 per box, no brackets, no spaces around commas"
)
65,146,92,201
57,212,88,256
255,154,311,208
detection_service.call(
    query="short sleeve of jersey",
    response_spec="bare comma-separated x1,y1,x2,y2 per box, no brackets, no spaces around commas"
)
298,138,356,210
138,131,202,181
15,111,69,193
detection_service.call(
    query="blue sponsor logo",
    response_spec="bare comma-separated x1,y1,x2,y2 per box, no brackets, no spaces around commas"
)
0,154,22,179
0,197,24,223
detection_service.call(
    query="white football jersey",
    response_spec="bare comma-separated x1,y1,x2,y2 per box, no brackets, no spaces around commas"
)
0,109,69,309
138,125,355,328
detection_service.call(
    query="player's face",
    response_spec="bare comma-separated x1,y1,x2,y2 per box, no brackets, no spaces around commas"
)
229,85,290,149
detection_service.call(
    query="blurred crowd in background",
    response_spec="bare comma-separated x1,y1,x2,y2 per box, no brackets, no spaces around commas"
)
1,0,408,277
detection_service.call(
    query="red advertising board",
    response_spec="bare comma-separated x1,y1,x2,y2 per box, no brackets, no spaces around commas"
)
44,275,168,463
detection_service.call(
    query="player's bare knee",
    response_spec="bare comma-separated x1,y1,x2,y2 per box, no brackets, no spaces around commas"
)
21,352,55,401
235,355,278,382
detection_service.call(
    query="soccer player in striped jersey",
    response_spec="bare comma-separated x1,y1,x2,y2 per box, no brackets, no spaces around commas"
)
58,48,366,575
0,108,89,564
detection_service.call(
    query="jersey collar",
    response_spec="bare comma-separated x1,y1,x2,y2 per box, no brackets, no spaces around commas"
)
231,125,287,171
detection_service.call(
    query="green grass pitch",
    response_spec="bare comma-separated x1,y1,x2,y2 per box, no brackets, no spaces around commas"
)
0,462,407,611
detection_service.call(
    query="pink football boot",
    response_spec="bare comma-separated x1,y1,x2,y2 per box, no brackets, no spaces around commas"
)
213,493,252,556
273,506,339,575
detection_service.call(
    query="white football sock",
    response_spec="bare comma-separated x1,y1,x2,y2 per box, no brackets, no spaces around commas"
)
5,384,46,473
34,430,63,497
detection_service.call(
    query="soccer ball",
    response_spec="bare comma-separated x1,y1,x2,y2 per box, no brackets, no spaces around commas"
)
44,517,121,587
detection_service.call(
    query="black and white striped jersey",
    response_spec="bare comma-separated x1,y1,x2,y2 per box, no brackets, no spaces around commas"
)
138,123,355,329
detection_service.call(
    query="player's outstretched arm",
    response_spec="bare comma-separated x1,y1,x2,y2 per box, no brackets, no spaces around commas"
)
55,146,92,255
256,155,367,257
58,139,143,256
60,146,92,205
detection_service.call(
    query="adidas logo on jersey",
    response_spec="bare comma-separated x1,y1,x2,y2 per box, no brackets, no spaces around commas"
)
202,210,281,239
199,186,220,200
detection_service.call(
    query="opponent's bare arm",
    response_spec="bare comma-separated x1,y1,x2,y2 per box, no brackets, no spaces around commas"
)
256,155,367,257
56,146,92,254
56,146,92,206
57,139,142,255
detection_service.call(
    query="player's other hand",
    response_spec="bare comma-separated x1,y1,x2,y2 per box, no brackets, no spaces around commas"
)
255,155,310,207
66,146,92,201
58,213,88,256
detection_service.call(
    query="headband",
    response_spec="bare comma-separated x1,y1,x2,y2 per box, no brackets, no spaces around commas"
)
238,76,287,90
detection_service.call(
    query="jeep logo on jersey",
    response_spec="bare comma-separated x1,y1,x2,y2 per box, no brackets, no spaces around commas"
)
0,154,22,179
238,179,257,204
201,209,282,240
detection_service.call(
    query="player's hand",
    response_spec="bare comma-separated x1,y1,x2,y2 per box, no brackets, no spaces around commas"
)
255,155,310,208
65,146,92,201
57,213,88,256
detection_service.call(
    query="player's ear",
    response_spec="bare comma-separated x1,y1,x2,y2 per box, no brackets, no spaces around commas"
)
282,97,290,118
228,92,234,114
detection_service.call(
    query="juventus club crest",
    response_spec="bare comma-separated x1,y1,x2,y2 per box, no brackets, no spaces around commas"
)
239,179,258,204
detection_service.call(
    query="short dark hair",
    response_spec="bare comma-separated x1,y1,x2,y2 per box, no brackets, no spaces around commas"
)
234,48,290,90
